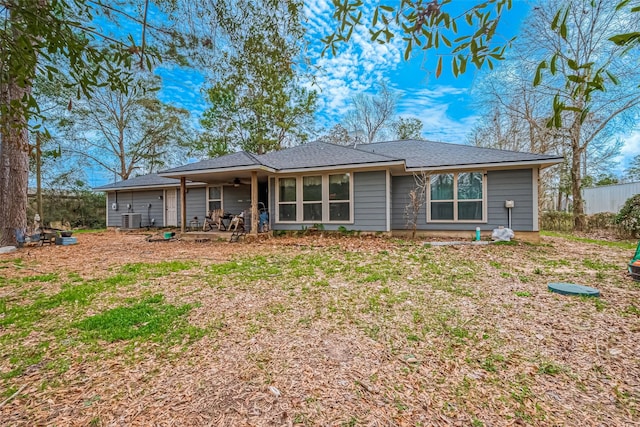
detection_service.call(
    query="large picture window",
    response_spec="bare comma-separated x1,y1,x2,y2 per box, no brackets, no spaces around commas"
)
428,172,485,222
277,173,352,223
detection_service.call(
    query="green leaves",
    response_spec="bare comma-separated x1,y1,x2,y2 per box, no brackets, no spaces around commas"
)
323,0,513,78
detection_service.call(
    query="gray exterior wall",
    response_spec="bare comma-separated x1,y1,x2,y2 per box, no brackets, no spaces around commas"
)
269,170,387,232
179,187,207,225
391,169,535,232
107,190,164,228
353,171,387,231
106,187,210,228
222,185,252,216
486,169,534,231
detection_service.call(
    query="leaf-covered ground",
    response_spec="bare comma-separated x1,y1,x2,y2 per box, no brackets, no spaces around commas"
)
0,231,638,426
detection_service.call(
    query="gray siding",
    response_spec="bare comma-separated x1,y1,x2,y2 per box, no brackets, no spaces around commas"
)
179,187,207,225
107,190,164,227
487,169,534,231
270,171,387,232
353,171,387,231
391,169,535,232
223,185,252,216
107,186,209,228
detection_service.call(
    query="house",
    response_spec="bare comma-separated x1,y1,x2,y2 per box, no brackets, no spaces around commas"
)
94,140,563,241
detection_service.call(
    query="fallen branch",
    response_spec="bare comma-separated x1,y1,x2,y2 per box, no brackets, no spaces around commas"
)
0,384,27,408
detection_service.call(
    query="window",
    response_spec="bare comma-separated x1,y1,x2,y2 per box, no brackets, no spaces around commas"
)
329,173,350,221
278,177,297,221
428,172,484,222
276,173,352,223
303,176,322,221
207,186,222,211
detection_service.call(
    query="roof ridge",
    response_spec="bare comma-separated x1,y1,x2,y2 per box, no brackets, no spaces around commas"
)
240,150,263,165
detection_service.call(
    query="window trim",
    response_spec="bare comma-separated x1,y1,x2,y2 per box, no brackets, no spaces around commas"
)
206,185,223,212
426,171,487,223
276,173,354,224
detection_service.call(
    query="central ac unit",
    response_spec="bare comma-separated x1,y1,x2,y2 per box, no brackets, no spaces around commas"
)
121,213,142,229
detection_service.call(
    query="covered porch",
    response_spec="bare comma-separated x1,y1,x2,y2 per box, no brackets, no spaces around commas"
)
159,153,275,237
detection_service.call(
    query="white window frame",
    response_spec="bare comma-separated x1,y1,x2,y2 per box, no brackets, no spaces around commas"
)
206,185,223,212
275,173,354,224
426,171,487,223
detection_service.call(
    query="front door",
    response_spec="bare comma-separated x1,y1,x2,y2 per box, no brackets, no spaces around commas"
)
165,189,177,226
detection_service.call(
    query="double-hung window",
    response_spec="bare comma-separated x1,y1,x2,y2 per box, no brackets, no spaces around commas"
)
207,186,222,211
278,177,297,221
277,173,352,223
428,172,485,222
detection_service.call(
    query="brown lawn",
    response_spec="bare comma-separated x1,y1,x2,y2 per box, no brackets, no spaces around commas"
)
0,230,638,426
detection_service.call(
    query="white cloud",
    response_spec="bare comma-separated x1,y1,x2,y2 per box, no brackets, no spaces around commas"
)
612,129,640,174
303,1,403,129
395,86,477,143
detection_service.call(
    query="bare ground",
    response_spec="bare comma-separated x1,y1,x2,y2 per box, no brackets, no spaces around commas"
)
0,230,639,426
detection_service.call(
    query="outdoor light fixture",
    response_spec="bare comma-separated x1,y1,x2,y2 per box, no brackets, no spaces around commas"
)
233,178,241,187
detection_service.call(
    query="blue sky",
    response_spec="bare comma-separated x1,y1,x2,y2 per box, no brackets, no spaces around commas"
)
95,0,639,185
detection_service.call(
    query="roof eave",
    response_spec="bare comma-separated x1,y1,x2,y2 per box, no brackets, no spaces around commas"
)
158,164,276,178
405,158,564,172
274,160,405,174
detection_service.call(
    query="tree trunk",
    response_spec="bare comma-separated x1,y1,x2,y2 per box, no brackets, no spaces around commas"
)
0,80,30,246
570,121,586,231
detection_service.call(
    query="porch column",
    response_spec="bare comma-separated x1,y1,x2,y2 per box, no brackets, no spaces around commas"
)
251,171,258,236
180,177,186,233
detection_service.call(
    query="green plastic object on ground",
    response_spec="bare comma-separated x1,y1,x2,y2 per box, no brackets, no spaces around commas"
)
629,241,640,281
548,282,600,297
631,241,640,263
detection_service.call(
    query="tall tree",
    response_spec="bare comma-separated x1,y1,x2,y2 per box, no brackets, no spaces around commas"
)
317,124,356,146
343,82,398,144
532,0,640,230
0,1,150,246
56,76,190,181
392,116,424,140
201,0,316,155
625,155,640,182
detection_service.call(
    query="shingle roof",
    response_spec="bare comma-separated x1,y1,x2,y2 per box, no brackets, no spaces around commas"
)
161,151,262,173
355,140,562,168
92,174,199,191
256,142,399,170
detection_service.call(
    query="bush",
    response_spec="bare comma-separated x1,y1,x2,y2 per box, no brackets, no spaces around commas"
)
541,211,573,232
615,194,640,238
27,190,106,229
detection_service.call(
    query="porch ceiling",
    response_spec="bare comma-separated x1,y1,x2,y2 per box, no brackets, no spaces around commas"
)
168,170,271,185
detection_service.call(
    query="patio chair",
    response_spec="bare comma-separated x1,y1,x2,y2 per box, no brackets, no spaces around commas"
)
229,211,245,232
203,209,225,231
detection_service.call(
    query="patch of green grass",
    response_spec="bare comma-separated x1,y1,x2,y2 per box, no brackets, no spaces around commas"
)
514,291,531,297
74,294,203,343
489,261,503,269
582,259,619,271
537,361,562,375
22,273,59,283
541,231,637,249
480,353,506,372
208,256,281,282
541,259,571,268
623,305,640,316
